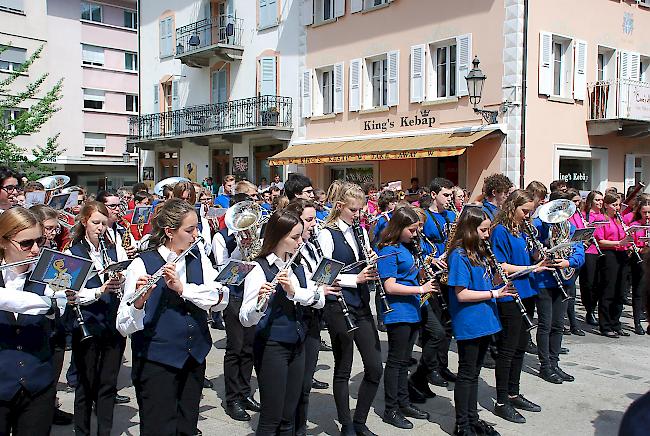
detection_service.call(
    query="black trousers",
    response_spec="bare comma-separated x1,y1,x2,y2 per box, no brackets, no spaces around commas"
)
432,286,453,370
72,331,125,436
413,300,447,382
324,301,383,427
536,287,567,369
495,297,535,405
384,322,418,411
223,296,255,404
598,250,627,333
295,314,322,436
630,259,646,325
254,339,305,436
565,283,578,329
0,383,56,436
133,357,205,436
455,336,490,430
579,253,601,313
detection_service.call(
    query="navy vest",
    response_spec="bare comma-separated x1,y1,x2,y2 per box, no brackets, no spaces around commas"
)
69,241,120,337
0,275,55,400
219,228,244,299
326,227,369,308
255,257,307,344
131,247,212,369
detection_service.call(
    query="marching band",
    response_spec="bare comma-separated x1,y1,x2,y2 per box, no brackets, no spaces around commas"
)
1,165,649,436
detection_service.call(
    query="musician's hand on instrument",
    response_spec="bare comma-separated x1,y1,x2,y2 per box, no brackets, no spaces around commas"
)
533,260,553,273
420,280,438,295
356,265,377,284
277,270,295,297
431,258,447,270
258,282,275,303
133,275,155,309
162,264,183,295
64,289,78,304
494,284,517,299
125,245,137,258
551,259,570,269
323,284,342,297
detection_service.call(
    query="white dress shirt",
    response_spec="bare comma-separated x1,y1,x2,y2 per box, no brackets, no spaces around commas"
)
239,252,324,328
117,244,229,337
317,218,369,289
0,266,67,318
211,228,241,268
199,216,212,257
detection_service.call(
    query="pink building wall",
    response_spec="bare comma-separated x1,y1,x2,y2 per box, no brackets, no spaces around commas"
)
83,68,138,94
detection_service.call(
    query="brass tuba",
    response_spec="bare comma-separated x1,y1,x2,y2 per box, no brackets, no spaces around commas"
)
538,199,577,281
224,200,263,261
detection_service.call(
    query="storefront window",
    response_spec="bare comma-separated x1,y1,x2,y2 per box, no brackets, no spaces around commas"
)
559,158,592,191
330,166,374,185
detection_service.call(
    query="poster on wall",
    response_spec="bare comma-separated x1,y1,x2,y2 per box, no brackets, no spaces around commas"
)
184,162,197,182
142,167,154,181
233,157,249,180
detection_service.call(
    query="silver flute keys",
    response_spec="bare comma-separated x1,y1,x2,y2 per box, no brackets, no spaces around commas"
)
256,244,304,312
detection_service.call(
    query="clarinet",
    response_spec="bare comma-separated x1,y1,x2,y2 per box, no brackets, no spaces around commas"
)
256,244,304,312
522,219,572,302
351,217,394,314
98,235,122,299
616,211,643,264
483,240,536,331
310,234,358,333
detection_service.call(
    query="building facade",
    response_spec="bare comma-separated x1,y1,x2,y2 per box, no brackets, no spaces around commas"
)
131,0,301,189
0,0,139,190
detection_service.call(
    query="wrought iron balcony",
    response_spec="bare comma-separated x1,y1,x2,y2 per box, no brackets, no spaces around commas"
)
587,79,650,136
128,96,292,144
175,15,244,67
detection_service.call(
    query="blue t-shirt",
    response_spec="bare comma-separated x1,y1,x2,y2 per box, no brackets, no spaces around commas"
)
372,212,391,246
482,200,499,221
214,194,231,208
530,218,585,288
489,223,537,301
447,248,501,340
316,209,328,221
261,202,272,211
376,243,421,324
422,209,456,255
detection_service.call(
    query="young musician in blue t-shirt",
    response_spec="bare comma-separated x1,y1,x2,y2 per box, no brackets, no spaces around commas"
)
447,206,514,436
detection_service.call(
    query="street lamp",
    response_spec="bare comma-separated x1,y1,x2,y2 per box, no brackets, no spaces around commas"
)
465,56,499,124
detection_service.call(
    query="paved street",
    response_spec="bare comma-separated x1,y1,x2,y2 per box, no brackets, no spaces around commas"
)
52,299,648,435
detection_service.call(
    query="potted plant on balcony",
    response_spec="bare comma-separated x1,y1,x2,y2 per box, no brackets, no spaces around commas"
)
261,106,279,126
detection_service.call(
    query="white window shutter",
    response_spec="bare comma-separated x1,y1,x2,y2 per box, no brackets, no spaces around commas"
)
456,34,471,97
334,62,344,113
349,58,362,111
301,69,312,118
630,52,641,81
335,0,345,17
351,0,362,13
410,44,425,103
260,57,277,96
171,80,179,110
539,31,553,95
620,51,631,80
159,20,165,56
302,0,313,25
387,50,400,106
153,84,159,113
573,40,587,101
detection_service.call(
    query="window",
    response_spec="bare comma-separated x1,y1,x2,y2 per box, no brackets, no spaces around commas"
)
84,133,106,153
83,89,105,110
316,68,334,114
0,46,26,72
370,58,387,107
124,52,137,71
553,42,563,96
321,0,334,20
81,2,102,22
124,10,137,29
363,0,388,9
81,44,104,66
159,17,173,58
211,70,228,104
640,56,650,83
597,53,604,82
259,0,278,29
539,32,575,98
126,94,138,112
435,44,456,98
0,0,24,13
2,108,25,132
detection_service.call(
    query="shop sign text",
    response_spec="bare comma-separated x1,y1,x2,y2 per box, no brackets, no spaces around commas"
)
363,110,436,132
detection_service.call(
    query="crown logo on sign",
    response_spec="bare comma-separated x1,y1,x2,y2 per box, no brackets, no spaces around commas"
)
420,109,430,117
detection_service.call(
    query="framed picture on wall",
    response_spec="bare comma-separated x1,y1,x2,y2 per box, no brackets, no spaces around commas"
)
233,157,249,179
143,167,154,181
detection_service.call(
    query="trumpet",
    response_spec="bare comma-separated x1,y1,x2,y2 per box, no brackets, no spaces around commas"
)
484,240,535,331
256,243,304,312
616,211,643,264
126,236,204,306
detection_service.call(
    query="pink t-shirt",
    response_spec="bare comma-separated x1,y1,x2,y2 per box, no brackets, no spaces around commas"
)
594,215,627,251
629,219,650,249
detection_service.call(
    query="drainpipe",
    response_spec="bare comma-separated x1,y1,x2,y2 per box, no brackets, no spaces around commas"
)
519,0,529,188
136,0,142,183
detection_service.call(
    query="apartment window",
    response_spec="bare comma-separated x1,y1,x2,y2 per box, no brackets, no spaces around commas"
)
435,43,456,98
259,0,278,29
81,44,104,66
364,0,388,9
84,133,106,153
539,33,574,98
124,10,137,29
81,2,102,22
0,0,24,13
370,58,387,107
159,17,173,58
124,52,138,71
553,42,563,96
597,54,604,82
320,69,334,114
126,94,138,112
83,89,105,110
0,46,26,72
2,108,25,132
640,56,650,83
323,0,334,20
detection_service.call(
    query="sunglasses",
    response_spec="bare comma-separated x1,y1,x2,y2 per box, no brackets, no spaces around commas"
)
11,236,47,250
105,203,120,209
1,185,19,192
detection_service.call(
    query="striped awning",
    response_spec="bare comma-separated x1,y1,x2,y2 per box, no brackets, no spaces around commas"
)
268,129,498,166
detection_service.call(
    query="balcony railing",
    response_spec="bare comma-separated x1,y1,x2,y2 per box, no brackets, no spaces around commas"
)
128,96,292,142
588,79,650,122
176,15,243,56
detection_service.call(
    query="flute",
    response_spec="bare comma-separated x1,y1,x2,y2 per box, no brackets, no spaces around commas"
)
483,240,536,331
126,236,204,306
256,243,303,312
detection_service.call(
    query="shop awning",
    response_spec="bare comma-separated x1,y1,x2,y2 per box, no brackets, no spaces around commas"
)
268,129,498,166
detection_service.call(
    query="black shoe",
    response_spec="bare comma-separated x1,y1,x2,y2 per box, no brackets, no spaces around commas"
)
493,403,525,424
482,353,496,369
427,369,449,387
570,327,586,336
526,339,537,355
53,408,73,426
312,378,329,390
601,330,619,338
340,424,356,436
440,367,457,383
563,327,572,335
382,409,413,429
635,323,646,335
509,394,541,412
407,381,427,404
455,426,478,436
209,320,225,330
203,377,213,389
320,340,332,352
539,368,563,384
242,395,261,412
353,422,378,436
225,401,251,421
377,322,387,332
400,404,429,420
559,347,569,355
553,366,575,382
586,312,598,326
114,394,130,404
617,329,631,337
472,419,500,436
409,376,436,398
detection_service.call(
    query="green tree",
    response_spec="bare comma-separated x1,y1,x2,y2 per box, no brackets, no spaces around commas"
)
0,43,63,179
